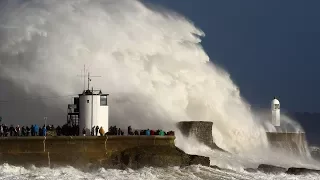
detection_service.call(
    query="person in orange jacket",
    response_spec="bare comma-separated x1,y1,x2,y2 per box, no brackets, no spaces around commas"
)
99,126,105,136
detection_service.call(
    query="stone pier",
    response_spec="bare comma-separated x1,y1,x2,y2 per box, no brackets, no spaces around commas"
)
0,136,210,169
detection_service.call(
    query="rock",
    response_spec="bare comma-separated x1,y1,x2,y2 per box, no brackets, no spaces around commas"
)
189,155,210,166
99,145,210,169
210,165,221,170
245,168,258,173
286,167,320,175
257,164,287,174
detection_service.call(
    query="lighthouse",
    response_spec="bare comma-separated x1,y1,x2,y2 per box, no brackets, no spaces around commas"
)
67,71,109,136
79,89,109,135
271,97,280,127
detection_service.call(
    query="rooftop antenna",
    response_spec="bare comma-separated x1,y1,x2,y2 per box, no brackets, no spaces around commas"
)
77,65,101,92
87,72,101,91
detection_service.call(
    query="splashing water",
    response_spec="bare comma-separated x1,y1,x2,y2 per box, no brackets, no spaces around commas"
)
252,108,305,133
0,163,319,180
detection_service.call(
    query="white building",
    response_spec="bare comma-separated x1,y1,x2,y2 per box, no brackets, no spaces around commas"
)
271,97,280,126
68,89,109,136
79,89,109,135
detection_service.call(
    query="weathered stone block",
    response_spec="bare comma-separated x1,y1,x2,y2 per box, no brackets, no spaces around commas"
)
176,121,225,152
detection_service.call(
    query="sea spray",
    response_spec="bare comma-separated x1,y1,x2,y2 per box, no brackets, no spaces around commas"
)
0,163,319,180
0,0,269,155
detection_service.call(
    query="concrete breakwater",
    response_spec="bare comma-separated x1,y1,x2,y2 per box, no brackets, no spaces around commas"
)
0,136,209,169
266,132,309,156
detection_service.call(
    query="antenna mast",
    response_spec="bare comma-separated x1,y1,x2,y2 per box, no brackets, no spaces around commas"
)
87,72,101,91
83,65,86,91
77,64,87,91
78,65,101,91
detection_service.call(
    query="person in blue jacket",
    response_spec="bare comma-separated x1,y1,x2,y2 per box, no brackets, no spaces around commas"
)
146,129,150,136
34,124,39,136
42,126,47,136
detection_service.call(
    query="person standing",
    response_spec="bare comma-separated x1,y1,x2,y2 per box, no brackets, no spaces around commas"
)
91,126,95,136
95,126,99,136
82,128,86,136
99,126,105,136
42,126,47,136
0,125,3,137
34,124,39,136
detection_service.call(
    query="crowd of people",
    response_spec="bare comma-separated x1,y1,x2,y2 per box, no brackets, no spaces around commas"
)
0,124,174,137
103,125,175,136
0,124,78,137
127,126,175,136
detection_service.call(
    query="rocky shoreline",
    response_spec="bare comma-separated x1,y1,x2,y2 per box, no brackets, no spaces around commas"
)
244,164,320,175
207,164,320,176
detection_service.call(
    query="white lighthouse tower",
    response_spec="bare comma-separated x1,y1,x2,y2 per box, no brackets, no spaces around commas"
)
271,97,280,127
77,72,109,136
79,89,109,135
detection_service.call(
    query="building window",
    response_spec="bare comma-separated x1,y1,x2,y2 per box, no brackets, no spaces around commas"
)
274,104,280,109
87,100,89,103
100,96,107,106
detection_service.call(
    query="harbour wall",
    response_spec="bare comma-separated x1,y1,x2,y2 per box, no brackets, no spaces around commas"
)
177,121,309,156
266,132,309,156
0,136,209,169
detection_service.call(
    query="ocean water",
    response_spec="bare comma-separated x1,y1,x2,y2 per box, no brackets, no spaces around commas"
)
0,0,319,179
0,163,319,180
